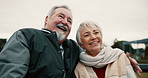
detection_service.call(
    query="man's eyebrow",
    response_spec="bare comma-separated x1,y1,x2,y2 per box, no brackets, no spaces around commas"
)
59,13,72,21
59,13,64,16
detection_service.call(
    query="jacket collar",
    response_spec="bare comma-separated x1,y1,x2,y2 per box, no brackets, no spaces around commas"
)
41,28,71,49
41,28,52,33
42,28,73,72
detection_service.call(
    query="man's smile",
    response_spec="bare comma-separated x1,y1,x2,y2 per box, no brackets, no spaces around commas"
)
56,24,68,32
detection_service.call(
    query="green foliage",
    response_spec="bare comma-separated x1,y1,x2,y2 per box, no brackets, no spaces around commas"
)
0,39,7,51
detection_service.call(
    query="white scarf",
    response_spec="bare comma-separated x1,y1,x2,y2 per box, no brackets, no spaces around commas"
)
80,46,124,68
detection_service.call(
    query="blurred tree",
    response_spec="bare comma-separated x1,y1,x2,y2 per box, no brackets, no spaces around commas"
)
111,39,134,54
0,39,7,51
145,44,148,59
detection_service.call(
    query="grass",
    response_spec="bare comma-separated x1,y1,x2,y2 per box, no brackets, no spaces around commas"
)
136,72,148,78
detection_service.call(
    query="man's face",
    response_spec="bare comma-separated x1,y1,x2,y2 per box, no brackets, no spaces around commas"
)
44,8,73,44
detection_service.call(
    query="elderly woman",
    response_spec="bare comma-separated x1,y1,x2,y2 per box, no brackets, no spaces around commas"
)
75,21,137,78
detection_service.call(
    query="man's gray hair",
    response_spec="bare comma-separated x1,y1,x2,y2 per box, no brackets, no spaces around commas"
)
76,21,103,44
47,5,71,17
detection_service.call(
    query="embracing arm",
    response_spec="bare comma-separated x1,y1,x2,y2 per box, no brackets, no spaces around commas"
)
0,30,30,78
126,52,143,77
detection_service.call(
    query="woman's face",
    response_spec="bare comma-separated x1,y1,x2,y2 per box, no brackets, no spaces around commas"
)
79,25,102,56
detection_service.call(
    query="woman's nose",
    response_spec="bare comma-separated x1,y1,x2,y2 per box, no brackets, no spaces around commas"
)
90,34,96,40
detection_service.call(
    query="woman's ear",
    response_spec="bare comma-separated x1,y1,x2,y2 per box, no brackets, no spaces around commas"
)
78,43,84,49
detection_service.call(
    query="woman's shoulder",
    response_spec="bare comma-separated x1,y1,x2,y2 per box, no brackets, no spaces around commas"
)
119,53,131,65
76,62,86,69
75,62,92,78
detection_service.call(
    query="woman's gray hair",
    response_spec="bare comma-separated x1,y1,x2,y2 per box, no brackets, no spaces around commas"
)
47,5,71,17
76,21,103,44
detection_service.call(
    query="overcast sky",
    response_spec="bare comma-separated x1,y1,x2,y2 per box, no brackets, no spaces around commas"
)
0,0,148,46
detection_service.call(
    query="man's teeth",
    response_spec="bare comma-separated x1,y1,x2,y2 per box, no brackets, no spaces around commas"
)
56,24,67,31
59,26,66,31
57,24,63,26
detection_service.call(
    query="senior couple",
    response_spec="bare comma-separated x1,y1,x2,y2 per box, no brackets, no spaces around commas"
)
0,5,141,78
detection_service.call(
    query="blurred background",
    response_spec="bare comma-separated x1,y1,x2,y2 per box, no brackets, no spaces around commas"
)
0,0,148,77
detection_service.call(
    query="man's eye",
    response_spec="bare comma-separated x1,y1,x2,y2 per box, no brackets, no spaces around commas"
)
68,19,72,24
59,15,64,18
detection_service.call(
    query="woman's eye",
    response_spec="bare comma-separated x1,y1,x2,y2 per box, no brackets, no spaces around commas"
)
84,34,89,37
94,32,99,34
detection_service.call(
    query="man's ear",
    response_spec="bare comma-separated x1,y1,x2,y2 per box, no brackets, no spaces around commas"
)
44,16,48,26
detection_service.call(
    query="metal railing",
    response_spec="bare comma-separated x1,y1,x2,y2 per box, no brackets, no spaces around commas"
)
139,64,148,72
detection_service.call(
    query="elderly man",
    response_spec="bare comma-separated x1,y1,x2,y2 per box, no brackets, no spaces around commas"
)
0,5,80,78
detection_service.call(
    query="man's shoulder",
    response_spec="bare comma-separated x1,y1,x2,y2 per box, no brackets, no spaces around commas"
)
19,28,40,32
67,39,76,42
65,39,79,47
16,28,44,39
18,28,43,34
66,39,77,44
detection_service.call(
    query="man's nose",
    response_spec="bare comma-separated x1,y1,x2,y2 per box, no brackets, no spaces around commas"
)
62,18,68,24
